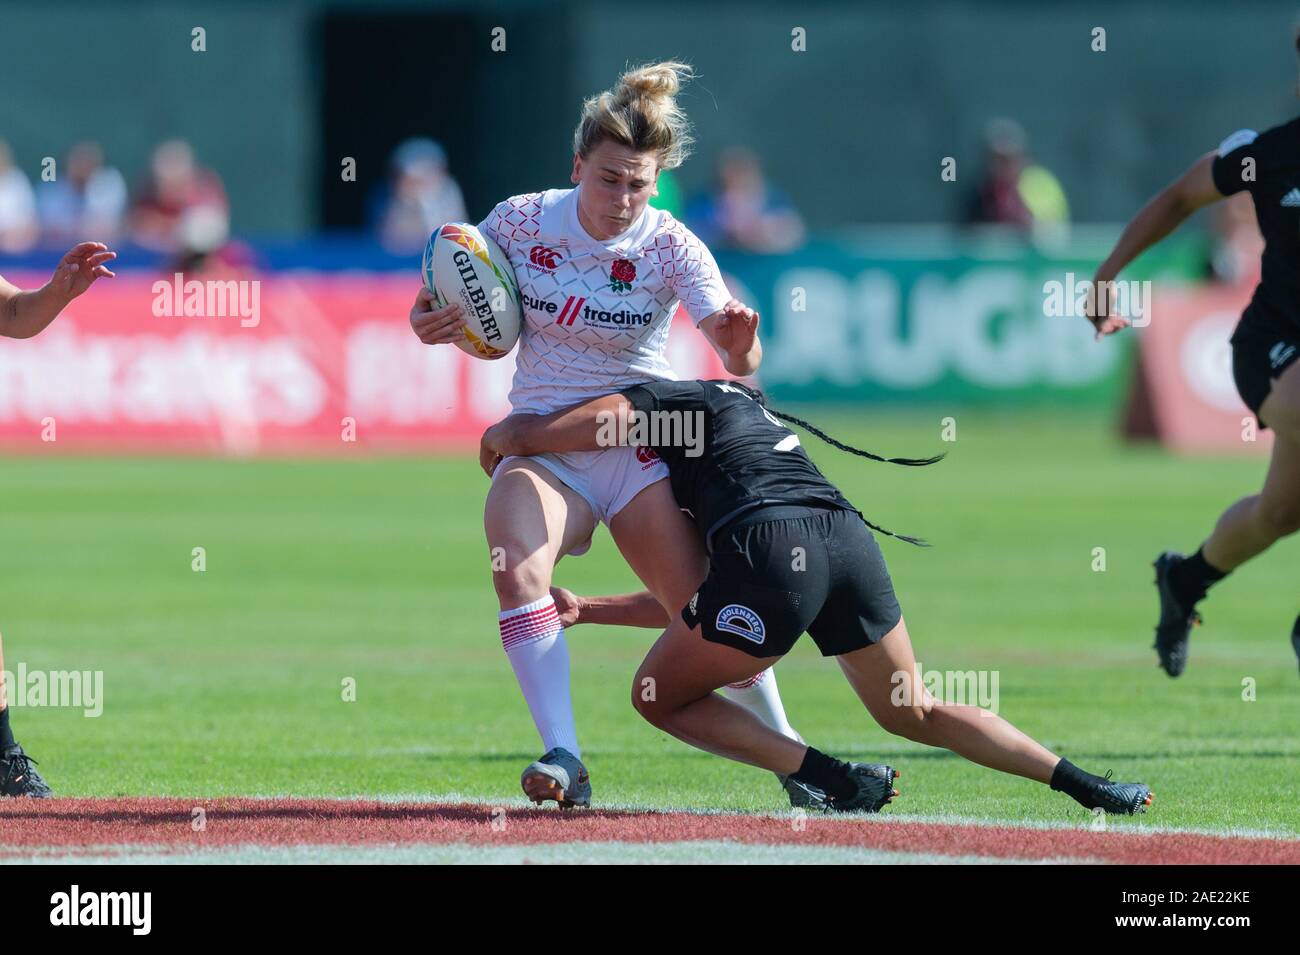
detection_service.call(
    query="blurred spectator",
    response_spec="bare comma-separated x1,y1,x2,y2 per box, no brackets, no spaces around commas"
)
370,138,466,254
686,148,805,253
966,118,1069,232
0,140,38,253
130,139,229,253
38,141,128,243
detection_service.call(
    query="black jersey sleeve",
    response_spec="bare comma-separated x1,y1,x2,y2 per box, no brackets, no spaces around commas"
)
1211,128,1266,197
621,379,709,416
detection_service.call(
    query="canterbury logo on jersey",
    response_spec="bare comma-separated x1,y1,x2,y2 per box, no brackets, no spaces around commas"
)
1280,189,1300,208
1269,341,1297,369
528,245,564,271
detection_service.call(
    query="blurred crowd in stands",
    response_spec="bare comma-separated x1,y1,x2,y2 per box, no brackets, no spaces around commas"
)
371,137,809,256
0,134,811,262
0,137,245,271
0,125,1259,280
0,138,227,254
964,117,1070,234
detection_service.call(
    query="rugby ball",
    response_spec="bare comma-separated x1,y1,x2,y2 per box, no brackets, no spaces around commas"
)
421,222,522,360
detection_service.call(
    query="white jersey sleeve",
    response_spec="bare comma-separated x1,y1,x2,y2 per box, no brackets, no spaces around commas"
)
645,217,732,325
477,192,545,255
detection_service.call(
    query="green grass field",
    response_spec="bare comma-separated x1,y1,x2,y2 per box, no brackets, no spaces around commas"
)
2,407,1296,835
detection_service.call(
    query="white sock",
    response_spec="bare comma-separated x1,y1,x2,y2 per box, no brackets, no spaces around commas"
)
723,667,800,741
500,595,580,758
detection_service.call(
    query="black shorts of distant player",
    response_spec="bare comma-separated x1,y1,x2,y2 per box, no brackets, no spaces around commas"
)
1231,307,1300,429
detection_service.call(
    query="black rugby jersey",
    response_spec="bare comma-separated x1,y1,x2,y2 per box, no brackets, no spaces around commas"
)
620,379,856,548
1211,118,1300,333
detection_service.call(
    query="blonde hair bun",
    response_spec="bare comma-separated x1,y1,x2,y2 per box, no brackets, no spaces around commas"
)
574,60,695,170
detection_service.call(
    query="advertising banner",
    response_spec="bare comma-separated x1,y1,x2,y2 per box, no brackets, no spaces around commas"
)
0,272,727,454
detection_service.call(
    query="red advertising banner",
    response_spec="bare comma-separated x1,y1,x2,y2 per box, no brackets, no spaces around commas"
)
1126,283,1272,455
0,273,728,454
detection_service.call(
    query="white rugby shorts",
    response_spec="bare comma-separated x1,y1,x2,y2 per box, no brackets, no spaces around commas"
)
495,446,669,555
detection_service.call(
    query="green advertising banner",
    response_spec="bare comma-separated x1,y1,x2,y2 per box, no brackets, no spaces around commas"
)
716,232,1206,405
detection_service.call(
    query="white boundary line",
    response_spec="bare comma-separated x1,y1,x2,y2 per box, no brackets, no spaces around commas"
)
1,841,1098,866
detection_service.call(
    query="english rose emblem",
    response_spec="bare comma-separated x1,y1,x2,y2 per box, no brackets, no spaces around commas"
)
608,258,636,292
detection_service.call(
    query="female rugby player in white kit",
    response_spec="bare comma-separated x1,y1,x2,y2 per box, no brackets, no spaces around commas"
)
408,62,805,807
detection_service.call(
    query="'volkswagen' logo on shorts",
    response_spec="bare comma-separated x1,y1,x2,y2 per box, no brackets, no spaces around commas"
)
716,604,765,645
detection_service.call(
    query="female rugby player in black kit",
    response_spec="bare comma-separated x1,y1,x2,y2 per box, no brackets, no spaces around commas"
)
1087,30,1300,677
480,380,1152,814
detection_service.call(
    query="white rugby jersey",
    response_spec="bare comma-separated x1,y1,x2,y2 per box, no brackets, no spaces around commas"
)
478,187,732,414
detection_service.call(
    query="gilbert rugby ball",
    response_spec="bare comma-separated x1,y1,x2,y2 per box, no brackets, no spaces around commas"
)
421,222,522,359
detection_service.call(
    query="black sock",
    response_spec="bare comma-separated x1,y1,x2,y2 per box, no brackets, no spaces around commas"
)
1168,546,1227,607
791,746,857,801
0,706,14,752
1050,758,1108,809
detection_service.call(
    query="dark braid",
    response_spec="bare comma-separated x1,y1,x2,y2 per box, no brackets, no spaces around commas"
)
735,383,945,468
732,382,942,546
856,514,930,548
764,407,944,467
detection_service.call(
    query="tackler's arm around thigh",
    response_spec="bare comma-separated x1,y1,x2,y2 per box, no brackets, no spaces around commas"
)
480,394,636,476
549,586,671,630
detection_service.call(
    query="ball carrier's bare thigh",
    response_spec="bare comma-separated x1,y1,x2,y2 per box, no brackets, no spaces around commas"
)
485,461,598,607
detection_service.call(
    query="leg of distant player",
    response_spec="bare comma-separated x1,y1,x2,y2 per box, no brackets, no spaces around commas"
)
1152,363,1300,676
1202,365,1300,569
608,480,800,740
1177,363,1300,600
485,461,597,767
